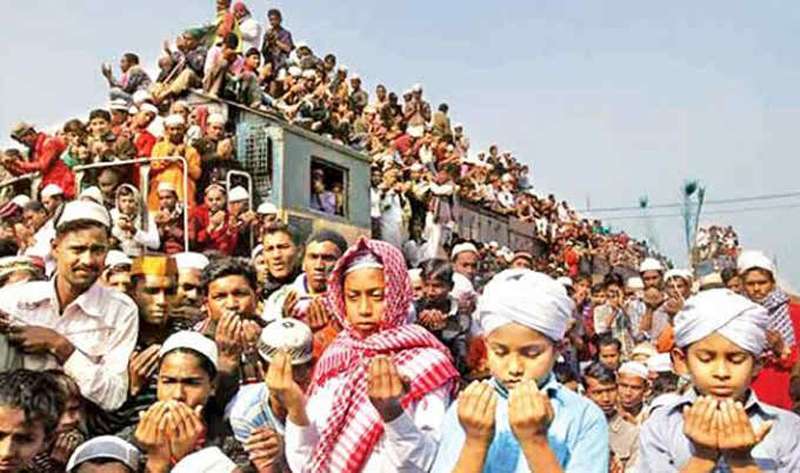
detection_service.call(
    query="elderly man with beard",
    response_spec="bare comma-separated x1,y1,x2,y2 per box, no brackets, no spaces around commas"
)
148,114,202,212
0,201,138,411
193,184,238,255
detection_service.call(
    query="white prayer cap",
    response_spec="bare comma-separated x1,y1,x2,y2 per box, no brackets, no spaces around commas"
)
673,288,769,354
302,69,316,79
408,268,422,280
257,202,278,215
288,66,302,77
477,270,575,341
618,361,649,380
251,244,264,260
412,83,423,92
11,195,31,207
66,436,141,472
79,187,103,205
105,250,132,269
403,89,413,96
56,201,111,229
171,447,236,473
109,99,130,111
164,114,185,127
631,342,657,360
665,269,692,282
129,106,139,115
646,353,673,373
627,277,644,290
228,186,249,202
351,73,361,81
174,252,210,271
451,242,478,259
337,64,348,72
160,331,219,369
489,241,499,249
556,276,573,288
257,318,313,365
208,113,226,125
409,163,424,172
737,250,774,276
140,103,159,115
40,184,63,199
639,258,664,273
157,182,177,195
132,90,152,104
454,122,463,129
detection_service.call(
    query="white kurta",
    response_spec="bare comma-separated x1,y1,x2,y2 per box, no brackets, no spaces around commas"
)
285,375,450,473
0,279,138,410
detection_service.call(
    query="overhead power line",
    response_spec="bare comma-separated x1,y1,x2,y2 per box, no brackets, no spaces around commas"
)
601,202,800,221
579,191,800,213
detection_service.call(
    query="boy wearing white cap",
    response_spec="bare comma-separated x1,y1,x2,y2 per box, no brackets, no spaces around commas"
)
639,258,665,291
634,289,800,472
66,435,140,472
0,202,138,411
431,270,609,473
170,252,210,330
40,184,65,216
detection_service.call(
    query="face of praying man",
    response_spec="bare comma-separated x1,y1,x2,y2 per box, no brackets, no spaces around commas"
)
673,332,758,402
641,270,663,291
157,352,215,409
52,225,109,294
486,322,557,392
742,269,774,302
344,268,386,339
616,373,647,413
166,124,185,145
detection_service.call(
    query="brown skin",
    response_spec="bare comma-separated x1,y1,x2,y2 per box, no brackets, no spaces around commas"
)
598,344,621,371
616,373,646,419
133,275,176,328
452,251,478,283
641,270,663,291
0,407,48,473
585,376,618,419
263,231,300,281
302,241,342,295
741,269,774,303
343,268,386,339
726,275,744,295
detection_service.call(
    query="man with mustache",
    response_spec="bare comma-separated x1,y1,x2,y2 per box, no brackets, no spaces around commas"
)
0,201,138,411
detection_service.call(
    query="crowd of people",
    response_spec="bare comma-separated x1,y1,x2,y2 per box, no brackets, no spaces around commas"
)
1,2,800,473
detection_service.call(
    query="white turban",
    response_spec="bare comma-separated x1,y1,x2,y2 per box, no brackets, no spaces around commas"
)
673,288,769,354
477,270,575,341
737,250,775,276
646,353,673,373
171,447,236,473
640,258,664,273
164,114,185,127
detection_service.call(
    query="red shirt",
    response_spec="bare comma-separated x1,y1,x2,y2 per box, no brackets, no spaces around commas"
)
10,133,75,199
751,302,800,409
192,205,238,255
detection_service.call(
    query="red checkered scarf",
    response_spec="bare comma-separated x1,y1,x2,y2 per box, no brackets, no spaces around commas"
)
307,237,458,473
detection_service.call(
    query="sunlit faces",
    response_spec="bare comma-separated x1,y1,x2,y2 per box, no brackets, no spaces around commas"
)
742,269,774,303
105,269,133,297
133,275,177,327
616,373,646,413
52,226,109,293
302,241,341,295
205,275,256,322
88,116,110,138
343,268,386,339
598,344,621,370
263,231,299,281
585,376,618,418
0,406,47,473
665,277,691,300
672,332,758,402
485,322,557,392
117,193,137,216
409,272,424,302
452,251,478,282
157,352,215,409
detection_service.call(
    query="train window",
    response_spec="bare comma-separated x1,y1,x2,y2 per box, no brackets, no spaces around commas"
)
309,158,347,217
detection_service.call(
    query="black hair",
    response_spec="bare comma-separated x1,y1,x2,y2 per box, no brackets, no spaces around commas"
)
591,282,605,295
420,258,454,290
553,362,581,386
650,371,680,398
22,200,45,214
597,334,622,352
438,103,449,113
202,257,257,291
0,370,64,435
0,239,19,257
63,119,86,137
720,267,738,285
582,362,617,388
89,109,111,123
306,230,348,256
603,273,624,290
263,221,304,247
324,53,336,62
159,347,217,380
267,8,282,20
122,53,140,65
245,47,260,58
224,32,239,50
573,273,591,285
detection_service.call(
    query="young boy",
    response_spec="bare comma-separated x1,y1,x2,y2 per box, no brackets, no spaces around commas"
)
0,370,63,473
431,269,609,473
635,289,800,472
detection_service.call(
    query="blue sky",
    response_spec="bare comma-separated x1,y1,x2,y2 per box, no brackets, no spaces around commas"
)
2,1,799,285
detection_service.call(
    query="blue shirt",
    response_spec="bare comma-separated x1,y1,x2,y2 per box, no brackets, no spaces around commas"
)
634,389,800,472
227,384,284,443
430,375,610,473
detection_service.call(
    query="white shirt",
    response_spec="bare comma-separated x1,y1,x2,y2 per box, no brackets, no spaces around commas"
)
0,279,138,410
285,375,450,473
239,17,263,53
